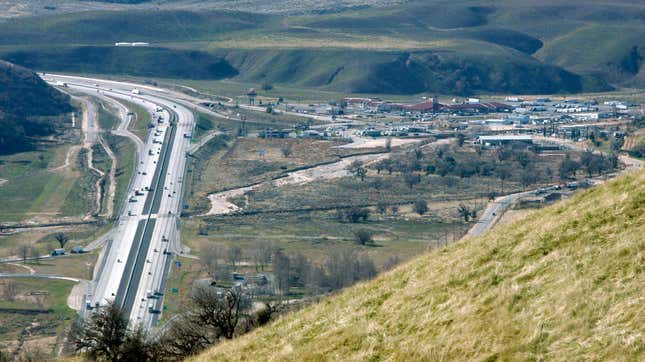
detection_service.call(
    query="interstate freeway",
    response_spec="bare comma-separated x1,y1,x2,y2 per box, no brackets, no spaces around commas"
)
43,74,195,328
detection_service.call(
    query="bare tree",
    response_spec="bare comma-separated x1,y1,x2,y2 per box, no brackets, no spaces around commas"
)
227,246,242,269
2,280,19,302
404,172,421,189
54,233,68,249
159,315,213,357
253,243,273,272
377,201,388,215
17,244,29,264
273,250,290,295
457,203,472,222
192,286,242,339
280,143,293,158
200,244,230,282
75,301,128,361
29,246,41,264
347,160,367,181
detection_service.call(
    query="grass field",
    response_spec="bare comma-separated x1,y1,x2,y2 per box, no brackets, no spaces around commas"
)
104,133,135,217
0,278,77,357
120,99,150,141
158,256,206,323
0,222,109,258
186,210,468,268
0,143,84,222
27,253,98,280
60,148,100,217
95,98,121,131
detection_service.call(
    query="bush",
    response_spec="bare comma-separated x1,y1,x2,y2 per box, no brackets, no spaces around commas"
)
354,229,374,245
414,199,428,215
343,207,370,223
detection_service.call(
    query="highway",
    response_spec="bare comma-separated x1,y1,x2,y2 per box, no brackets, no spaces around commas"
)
43,74,195,329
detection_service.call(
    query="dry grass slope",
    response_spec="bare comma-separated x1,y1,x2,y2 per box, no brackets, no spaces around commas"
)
194,169,644,361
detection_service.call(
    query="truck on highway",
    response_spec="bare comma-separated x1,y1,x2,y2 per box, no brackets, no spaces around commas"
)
132,88,141,95
51,248,65,256
129,196,138,203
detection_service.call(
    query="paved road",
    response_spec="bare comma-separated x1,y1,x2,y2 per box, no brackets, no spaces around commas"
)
44,74,195,329
467,191,532,237
187,130,223,154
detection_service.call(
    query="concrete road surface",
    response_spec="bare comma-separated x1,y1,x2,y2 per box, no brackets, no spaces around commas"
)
44,74,195,329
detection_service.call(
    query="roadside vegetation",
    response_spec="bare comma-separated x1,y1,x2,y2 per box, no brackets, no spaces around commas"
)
103,133,135,218
120,100,150,141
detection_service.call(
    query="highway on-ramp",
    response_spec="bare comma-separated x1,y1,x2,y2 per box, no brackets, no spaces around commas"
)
44,74,195,329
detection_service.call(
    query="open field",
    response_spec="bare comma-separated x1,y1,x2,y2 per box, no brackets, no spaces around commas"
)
95,98,120,131
0,222,109,258
27,253,97,280
0,278,77,357
0,142,89,223
187,210,469,267
183,137,383,215
158,256,205,323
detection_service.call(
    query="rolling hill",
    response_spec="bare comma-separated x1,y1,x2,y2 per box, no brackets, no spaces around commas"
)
194,169,644,360
0,0,642,94
0,61,72,153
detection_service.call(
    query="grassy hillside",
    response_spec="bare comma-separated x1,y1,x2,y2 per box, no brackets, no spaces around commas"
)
219,47,598,95
0,0,642,94
194,169,644,361
0,10,270,45
0,60,72,153
2,46,238,80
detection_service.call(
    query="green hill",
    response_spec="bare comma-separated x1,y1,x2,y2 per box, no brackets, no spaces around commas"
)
219,47,595,95
2,46,238,80
194,169,644,361
0,61,72,154
0,1,642,94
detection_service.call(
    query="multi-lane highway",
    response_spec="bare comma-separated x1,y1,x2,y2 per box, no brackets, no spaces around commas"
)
43,74,195,328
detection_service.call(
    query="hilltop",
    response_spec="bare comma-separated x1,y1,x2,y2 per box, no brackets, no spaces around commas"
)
0,61,72,153
194,169,644,360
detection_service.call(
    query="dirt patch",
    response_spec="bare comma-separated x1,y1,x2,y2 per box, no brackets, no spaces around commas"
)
206,153,388,215
336,136,421,149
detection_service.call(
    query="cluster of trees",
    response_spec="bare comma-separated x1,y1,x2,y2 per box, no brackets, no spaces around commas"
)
72,286,285,361
272,248,377,294
372,144,554,190
335,207,370,223
199,244,244,282
558,150,618,180
369,143,619,192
